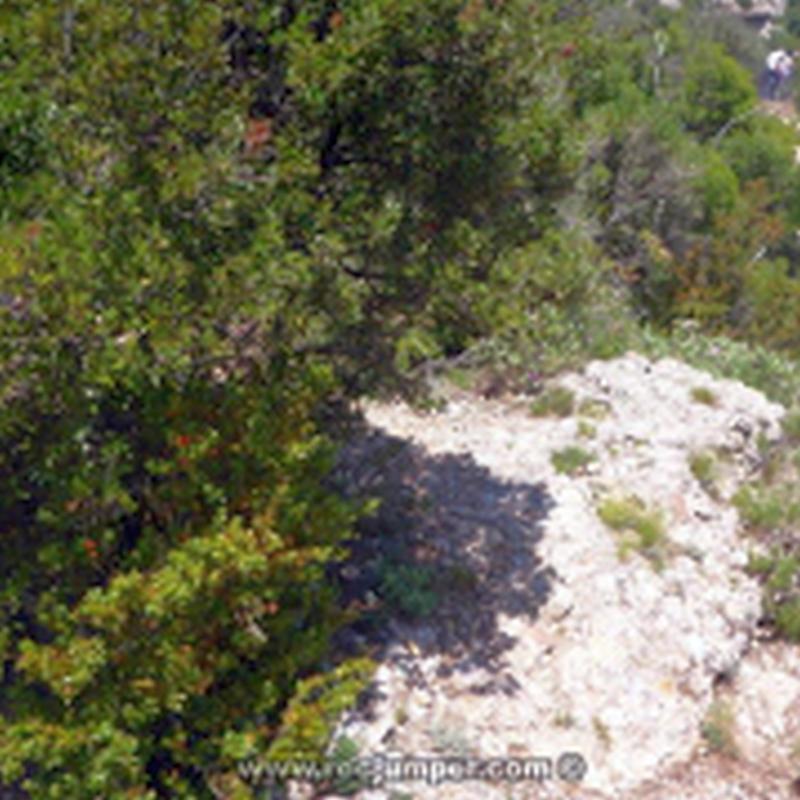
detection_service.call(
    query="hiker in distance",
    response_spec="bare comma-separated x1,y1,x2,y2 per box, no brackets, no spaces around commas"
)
763,48,797,101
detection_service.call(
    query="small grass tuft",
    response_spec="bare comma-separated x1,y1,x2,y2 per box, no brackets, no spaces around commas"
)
551,446,595,476
577,397,611,420
598,495,667,570
747,550,800,642
446,367,476,391
701,700,738,758
592,716,612,749
691,385,719,407
577,419,597,439
689,451,718,496
774,597,800,641
733,485,786,531
530,386,575,418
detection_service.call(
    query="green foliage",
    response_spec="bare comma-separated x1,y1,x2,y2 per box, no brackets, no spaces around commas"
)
266,660,375,761
701,700,739,758
376,560,439,619
786,0,800,37
636,326,800,406
551,446,596,476
691,385,719,406
468,228,635,376
530,386,576,418
577,397,611,420
598,495,668,570
6,0,800,792
694,151,740,224
577,420,598,439
681,44,756,139
747,549,800,642
689,450,717,489
782,410,800,443
3,0,591,794
736,431,800,643
325,736,365,796
720,117,798,196
734,485,792,531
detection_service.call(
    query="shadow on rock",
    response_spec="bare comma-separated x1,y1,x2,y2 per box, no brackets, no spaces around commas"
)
331,418,556,696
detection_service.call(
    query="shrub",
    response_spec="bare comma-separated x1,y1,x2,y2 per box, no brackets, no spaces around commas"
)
734,486,788,531
689,451,718,493
530,386,576,417
577,420,598,439
598,495,668,570
681,44,756,140
701,700,739,758
551,446,596,475
577,397,612,420
747,550,800,641
377,561,439,619
694,151,740,224
720,116,800,201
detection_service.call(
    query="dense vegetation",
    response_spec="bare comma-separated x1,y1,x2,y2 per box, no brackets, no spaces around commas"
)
3,1,800,797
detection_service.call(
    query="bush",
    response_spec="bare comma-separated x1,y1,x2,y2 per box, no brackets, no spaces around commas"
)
701,700,739,758
551,446,596,475
689,451,718,494
681,44,756,140
720,116,800,205
598,495,668,570
530,386,576,418
377,561,439,619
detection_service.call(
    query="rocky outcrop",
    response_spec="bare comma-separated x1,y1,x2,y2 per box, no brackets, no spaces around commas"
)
323,353,800,799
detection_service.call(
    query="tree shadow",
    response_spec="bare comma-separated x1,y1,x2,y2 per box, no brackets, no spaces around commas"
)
330,417,556,700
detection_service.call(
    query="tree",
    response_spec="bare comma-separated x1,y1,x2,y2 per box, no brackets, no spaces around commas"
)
0,1,583,797
681,43,756,140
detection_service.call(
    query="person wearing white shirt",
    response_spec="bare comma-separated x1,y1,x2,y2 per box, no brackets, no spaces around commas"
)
764,49,795,100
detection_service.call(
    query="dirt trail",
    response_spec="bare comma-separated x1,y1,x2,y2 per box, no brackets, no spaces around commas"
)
760,98,797,123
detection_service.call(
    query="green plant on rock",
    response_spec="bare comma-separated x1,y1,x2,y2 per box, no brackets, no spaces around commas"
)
577,397,611,420
701,700,738,758
551,446,596,475
734,485,799,532
747,550,800,642
577,420,597,439
377,561,439,619
691,385,719,406
689,451,719,497
530,386,576,418
598,495,668,570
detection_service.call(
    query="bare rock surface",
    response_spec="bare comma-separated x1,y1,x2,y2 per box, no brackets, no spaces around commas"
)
324,353,800,799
